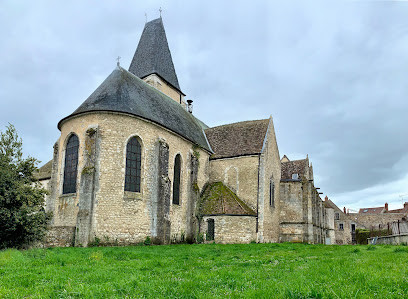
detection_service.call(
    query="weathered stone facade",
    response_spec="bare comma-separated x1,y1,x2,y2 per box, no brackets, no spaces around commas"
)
46,112,210,246
279,157,332,244
208,155,259,211
200,216,257,244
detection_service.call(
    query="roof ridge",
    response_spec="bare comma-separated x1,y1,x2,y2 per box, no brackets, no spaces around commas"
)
282,158,308,163
207,118,269,130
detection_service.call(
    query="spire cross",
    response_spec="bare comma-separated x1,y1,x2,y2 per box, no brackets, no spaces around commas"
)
145,13,147,23
116,56,121,67
159,7,162,17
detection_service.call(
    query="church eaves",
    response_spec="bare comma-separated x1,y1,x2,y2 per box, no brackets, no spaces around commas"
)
58,67,210,152
129,18,184,95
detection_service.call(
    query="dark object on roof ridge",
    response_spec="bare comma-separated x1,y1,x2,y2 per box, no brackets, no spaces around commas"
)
35,160,53,180
58,67,210,152
205,119,269,159
199,182,256,216
129,18,183,95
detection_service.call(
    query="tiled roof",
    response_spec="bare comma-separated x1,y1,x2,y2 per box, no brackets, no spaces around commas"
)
35,160,52,180
281,158,308,181
358,207,385,214
129,18,183,94
58,67,211,152
199,182,256,216
204,119,269,159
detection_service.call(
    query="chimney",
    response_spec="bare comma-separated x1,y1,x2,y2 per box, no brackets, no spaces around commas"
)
404,202,408,209
187,99,193,113
325,196,328,201
385,202,388,212
343,207,346,214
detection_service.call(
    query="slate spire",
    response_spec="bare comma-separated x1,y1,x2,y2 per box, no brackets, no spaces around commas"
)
129,18,183,94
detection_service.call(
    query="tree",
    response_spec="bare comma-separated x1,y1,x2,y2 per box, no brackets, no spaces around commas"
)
0,124,51,249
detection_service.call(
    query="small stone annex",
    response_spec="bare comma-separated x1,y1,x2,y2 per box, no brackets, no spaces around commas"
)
36,17,404,247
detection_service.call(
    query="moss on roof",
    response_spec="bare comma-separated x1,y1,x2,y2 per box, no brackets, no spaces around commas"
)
199,182,256,216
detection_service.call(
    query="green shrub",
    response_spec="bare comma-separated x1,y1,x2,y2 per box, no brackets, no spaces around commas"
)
143,236,151,246
89,237,101,247
355,229,370,245
0,124,51,249
196,233,204,244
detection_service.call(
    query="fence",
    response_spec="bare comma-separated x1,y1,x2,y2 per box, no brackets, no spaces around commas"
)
369,220,408,237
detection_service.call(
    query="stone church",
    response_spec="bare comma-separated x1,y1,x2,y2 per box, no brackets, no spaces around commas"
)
38,17,335,247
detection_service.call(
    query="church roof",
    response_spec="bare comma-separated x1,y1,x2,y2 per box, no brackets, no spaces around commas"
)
205,119,269,159
199,182,256,216
281,158,308,181
58,67,211,152
129,18,183,95
35,159,52,180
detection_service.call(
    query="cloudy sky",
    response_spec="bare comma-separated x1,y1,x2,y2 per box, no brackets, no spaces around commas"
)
1,0,407,211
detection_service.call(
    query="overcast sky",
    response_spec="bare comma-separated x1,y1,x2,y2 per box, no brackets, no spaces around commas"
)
1,0,407,211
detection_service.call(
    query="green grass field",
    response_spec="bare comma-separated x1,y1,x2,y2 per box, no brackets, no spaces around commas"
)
1,243,407,298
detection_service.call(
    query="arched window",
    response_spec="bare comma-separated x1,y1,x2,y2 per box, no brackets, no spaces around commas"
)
269,179,275,207
63,134,79,194
172,154,181,205
125,137,141,192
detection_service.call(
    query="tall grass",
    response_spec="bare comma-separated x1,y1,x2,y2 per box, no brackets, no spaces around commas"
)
0,243,407,298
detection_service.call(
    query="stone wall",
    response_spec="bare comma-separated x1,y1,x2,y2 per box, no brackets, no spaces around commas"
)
325,207,335,244
143,74,185,107
49,112,210,246
45,226,75,247
258,118,281,243
368,234,408,245
39,178,50,209
200,215,257,244
348,213,407,229
279,179,327,244
208,155,259,211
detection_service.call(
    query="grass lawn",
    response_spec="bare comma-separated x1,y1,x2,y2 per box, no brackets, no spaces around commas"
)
0,243,407,298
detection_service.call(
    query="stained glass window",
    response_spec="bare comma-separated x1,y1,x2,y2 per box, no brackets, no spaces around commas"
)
125,137,141,192
63,134,79,194
172,154,181,205
269,179,275,207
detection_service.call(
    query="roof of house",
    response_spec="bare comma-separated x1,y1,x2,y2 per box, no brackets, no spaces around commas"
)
35,160,53,180
204,119,269,159
128,18,183,94
358,207,385,214
281,158,308,181
324,198,344,213
58,67,211,152
199,182,256,216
